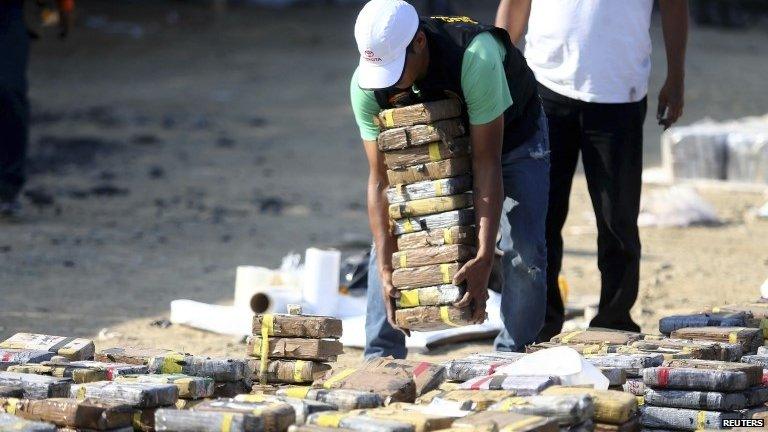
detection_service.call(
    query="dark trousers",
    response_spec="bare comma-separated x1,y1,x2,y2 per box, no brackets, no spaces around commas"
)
0,1,30,202
538,84,646,341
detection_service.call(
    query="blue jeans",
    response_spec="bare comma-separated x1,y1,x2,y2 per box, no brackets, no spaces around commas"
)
364,110,551,358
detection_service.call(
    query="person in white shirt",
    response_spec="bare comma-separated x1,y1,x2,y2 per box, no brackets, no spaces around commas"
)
496,0,688,339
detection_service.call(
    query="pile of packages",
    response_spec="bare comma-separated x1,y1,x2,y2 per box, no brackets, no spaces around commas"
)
376,98,478,331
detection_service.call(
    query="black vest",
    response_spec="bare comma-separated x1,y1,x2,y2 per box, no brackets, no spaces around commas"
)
374,16,541,154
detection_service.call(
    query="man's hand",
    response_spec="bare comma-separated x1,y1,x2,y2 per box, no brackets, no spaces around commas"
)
453,256,492,323
381,268,410,337
658,77,684,129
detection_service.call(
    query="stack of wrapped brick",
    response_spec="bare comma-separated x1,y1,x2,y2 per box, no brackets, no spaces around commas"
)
248,313,343,386
640,359,768,430
375,98,478,331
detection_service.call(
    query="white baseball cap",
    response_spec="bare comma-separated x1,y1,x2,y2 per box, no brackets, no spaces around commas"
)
354,0,419,89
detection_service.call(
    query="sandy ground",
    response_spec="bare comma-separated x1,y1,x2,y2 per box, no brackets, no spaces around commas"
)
1,1,767,366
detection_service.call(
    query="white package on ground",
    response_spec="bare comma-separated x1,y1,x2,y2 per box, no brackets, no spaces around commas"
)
726,129,768,184
233,253,302,310
761,277,768,300
303,248,341,316
494,346,610,390
170,299,252,336
638,185,720,227
341,291,503,352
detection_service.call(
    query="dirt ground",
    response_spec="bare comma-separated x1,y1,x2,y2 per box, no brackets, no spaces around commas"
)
1,1,767,366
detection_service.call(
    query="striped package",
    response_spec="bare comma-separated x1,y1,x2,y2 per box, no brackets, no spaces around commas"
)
312,367,416,403
642,367,755,392
387,176,472,204
0,372,70,399
68,381,178,408
396,285,464,309
670,326,763,353
114,374,213,399
376,99,462,130
234,394,336,425
639,406,741,431
443,352,526,382
489,395,595,426
360,358,446,397
392,245,476,270
145,354,251,382
661,359,763,386
378,118,466,152
658,312,749,335
550,329,644,346
395,305,475,332
154,408,252,432
643,386,768,411
392,209,475,236
397,226,476,250
458,375,560,395
541,387,639,425
387,157,472,186
0,334,94,361
191,398,295,432
247,359,332,384
276,387,383,410
0,350,55,370
383,138,470,170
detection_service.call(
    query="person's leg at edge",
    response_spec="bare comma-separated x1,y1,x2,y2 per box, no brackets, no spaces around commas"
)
537,89,583,342
580,99,647,332
494,109,550,351
364,245,407,359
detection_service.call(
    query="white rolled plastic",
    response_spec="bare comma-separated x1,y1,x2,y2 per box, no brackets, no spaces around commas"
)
302,247,341,316
250,289,303,314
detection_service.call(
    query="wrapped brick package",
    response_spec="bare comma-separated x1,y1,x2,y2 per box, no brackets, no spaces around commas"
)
0,413,56,432
451,411,558,432
629,339,724,361
489,395,595,426
0,349,55,370
383,138,470,170
252,314,343,340
600,368,628,386
642,367,753,392
248,359,332,384
550,329,643,346
378,118,466,152
585,354,664,371
234,394,336,424
191,398,295,432
247,337,343,362
392,245,475,270
623,378,646,396
146,354,251,382
387,176,472,204
443,352,526,382
9,398,132,429
639,405,741,431
95,347,179,365
658,312,749,335
288,427,355,432
669,326,763,353
458,375,560,395
541,387,638,425
212,380,251,398
69,381,178,408
416,389,514,411
661,359,763,385
388,193,473,220
114,374,214,399
0,385,23,397
392,209,475,236
0,334,95,361
355,405,456,432
313,367,417,403
396,285,463,308
740,354,768,368
360,358,446,396
392,263,461,289
154,408,251,432
395,306,475,332
276,387,383,410
307,411,413,432
397,226,476,250
0,372,70,399
593,418,640,432
643,386,768,411
387,157,472,186
375,99,462,130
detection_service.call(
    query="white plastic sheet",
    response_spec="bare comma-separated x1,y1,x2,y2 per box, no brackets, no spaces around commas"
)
494,346,610,390
638,186,720,227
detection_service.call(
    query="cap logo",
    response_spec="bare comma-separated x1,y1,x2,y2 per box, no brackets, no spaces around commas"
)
363,49,382,63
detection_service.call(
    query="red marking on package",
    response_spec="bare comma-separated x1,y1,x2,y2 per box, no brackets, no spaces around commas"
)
657,367,670,387
106,367,115,381
487,362,504,375
413,362,430,377
470,375,493,390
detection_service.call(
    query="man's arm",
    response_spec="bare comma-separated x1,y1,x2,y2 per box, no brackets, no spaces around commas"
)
453,115,504,323
658,0,689,128
363,139,407,335
495,0,532,45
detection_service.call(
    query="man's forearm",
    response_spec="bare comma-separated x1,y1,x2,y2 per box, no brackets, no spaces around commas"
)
367,176,396,273
472,162,503,263
495,0,532,45
659,0,688,82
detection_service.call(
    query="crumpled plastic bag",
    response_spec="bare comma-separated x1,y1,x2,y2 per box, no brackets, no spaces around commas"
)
638,186,720,227
493,346,609,390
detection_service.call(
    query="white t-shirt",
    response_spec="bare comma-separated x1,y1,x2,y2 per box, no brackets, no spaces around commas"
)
524,0,654,103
